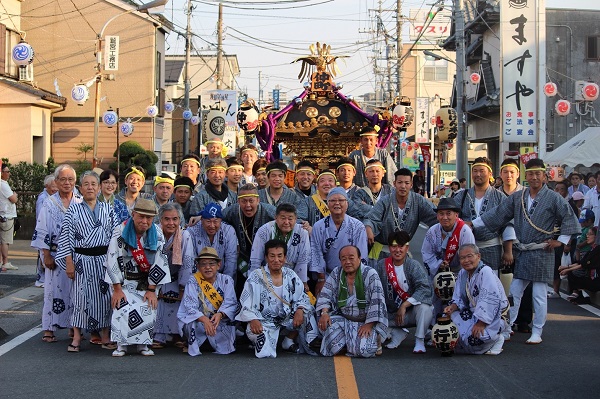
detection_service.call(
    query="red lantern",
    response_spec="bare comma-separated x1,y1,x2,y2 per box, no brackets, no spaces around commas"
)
555,99,571,116
407,144,413,151
470,73,480,84
413,143,420,150
401,141,408,148
543,82,558,97
446,142,454,150
582,82,599,101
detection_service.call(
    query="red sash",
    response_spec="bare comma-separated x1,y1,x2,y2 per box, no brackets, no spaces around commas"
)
131,238,151,273
385,257,410,302
443,218,465,264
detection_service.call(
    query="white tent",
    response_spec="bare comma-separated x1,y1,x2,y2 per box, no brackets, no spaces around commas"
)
544,127,600,167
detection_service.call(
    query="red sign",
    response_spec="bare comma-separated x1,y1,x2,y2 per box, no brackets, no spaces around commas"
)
421,145,431,163
520,151,538,165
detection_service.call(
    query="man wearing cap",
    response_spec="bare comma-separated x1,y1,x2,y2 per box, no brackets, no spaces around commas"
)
375,231,433,353
250,203,311,291
225,158,244,193
240,144,259,186
173,176,195,225
116,166,152,216
568,172,590,197
348,126,397,187
293,160,317,199
335,157,360,199
237,239,319,358
105,198,171,356
182,203,238,279
354,159,394,209
311,187,369,296
454,157,516,272
178,247,239,356
180,153,203,193
190,157,238,216
222,184,276,293
258,160,308,221
471,158,580,344
572,191,585,213
152,174,174,216
365,168,438,260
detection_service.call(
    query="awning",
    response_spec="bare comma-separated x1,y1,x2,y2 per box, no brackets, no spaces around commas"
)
544,126,600,167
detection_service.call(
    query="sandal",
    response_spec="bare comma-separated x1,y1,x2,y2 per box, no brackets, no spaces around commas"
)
151,341,165,350
89,337,103,345
102,342,117,350
174,341,185,348
283,343,299,354
42,334,57,343
67,344,80,353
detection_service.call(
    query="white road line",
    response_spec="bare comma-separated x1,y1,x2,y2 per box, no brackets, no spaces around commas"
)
0,325,42,357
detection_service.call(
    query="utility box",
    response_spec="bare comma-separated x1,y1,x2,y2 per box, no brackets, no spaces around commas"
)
574,80,587,101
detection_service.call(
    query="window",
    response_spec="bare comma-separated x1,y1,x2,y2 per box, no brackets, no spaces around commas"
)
587,37,600,60
423,58,448,81
1,24,22,78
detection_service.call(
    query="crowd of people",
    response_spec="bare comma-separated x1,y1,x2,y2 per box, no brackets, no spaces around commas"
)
6,128,597,359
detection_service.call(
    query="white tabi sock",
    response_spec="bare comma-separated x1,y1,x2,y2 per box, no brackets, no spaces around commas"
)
282,337,295,350
413,338,426,353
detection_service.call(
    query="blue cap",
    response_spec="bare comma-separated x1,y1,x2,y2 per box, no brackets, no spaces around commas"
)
200,203,223,219
327,186,349,201
579,209,595,223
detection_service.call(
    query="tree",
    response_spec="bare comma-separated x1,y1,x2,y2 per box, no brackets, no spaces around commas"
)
110,140,158,178
75,143,94,161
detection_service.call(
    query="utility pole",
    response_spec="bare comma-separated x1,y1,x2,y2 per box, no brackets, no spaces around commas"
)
258,70,262,109
182,0,192,157
396,0,402,97
454,0,468,180
216,3,223,90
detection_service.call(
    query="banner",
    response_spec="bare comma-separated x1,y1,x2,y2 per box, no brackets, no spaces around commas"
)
414,98,431,144
200,90,238,156
409,9,452,41
421,145,431,163
104,36,119,71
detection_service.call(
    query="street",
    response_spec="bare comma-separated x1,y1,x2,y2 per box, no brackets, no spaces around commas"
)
1,226,599,398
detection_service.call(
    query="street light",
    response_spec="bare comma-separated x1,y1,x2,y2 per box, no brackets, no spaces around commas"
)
423,50,456,65
92,0,169,168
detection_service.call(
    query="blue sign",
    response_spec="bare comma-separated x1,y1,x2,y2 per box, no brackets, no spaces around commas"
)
273,89,280,109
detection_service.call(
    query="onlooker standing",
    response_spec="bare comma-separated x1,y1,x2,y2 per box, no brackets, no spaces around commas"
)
0,163,18,271
34,175,58,285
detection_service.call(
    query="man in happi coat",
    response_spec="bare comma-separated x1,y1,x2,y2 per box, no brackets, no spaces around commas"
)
293,160,317,199
190,157,238,216
335,157,360,199
444,244,509,355
106,199,171,356
311,187,369,296
250,203,311,291
317,245,388,357
354,159,394,208
258,160,308,221
32,164,83,343
55,171,119,352
236,239,318,358
115,166,152,216
222,184,276,294
179,153,203,194
152,203,189,349
365,168,438,260
472,158,580,344
348,126,397,187
375,231,433,354
198,138,225,186
454,157,516,272
178,247,239,356
183,203,238,279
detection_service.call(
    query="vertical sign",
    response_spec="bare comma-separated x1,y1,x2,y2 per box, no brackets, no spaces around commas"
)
415,97,431,143
200,90,238,156
104,36,119,71
272,89,280,110
501,0,538,143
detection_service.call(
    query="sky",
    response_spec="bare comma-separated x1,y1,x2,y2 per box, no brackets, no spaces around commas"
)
161,0,600,101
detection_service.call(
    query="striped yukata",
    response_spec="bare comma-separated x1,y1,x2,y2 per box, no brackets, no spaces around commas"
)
182,222,239,279
55,201,118,331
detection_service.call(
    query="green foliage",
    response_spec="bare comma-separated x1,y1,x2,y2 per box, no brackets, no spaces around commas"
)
9,161,47,193
74,159,93,177
75,143,94,161
112,140,158,177
46,157,56,173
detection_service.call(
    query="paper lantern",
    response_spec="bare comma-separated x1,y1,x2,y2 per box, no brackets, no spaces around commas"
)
146,105,159,118
582,82,599,101
237,100,260,132
433,267,456,301
555,99,571,116
164,101,175,114
407,144,413,151
120,121,134,137
431,316,459,357
71,84,89,106
392,99,414,129
102,110,118,127
435,106,458,141
203,107,226,139
413,143,420,150
543,82,558,97
12,42,34,66
182,109,193,120
470,73,480,84
190,115,201,126
401,141,408,148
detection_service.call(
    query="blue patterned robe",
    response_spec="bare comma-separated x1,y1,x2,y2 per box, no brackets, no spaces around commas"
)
182,221,239,279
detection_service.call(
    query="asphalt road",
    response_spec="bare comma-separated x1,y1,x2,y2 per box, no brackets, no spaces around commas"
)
1,229,600,398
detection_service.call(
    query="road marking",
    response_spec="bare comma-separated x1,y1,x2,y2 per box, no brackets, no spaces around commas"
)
0,310,38,315
334,355,360,399
0,325,42,357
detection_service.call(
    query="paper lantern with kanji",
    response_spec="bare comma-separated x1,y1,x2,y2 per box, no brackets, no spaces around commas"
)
543,82,558,97
435,106,458,141
391,97,414,129
582,82,599,102
203,107,226,141
102,110,118,127
237,99,260,133
470,73,480,84
555,99,571,116
12,41,34,66
71,85,89,106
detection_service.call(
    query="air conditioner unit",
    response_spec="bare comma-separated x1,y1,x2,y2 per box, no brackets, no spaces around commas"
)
18,65,34,82
574,80,586,101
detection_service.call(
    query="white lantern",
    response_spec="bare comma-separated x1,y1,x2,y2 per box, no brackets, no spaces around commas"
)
469,73,480,84
543,82,558,97
71,84,89,106
435,106,458,141
237,100,260,132
555,99,571,116
203,107,227,139
102,110,118,127
392,102,414,129
146,105,159,118
120,120,134,137
12,42,34,66
582,82,599,102
190,115,201,126
182,109,193,120
164,101,175,114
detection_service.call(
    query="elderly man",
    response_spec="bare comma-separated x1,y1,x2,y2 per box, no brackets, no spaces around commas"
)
348,126,397,187
236,239,318,358
0,163,18,271
190,157,238,216
354,159,394,208
376,231,433,353
258,161,308,221
32,164,83,343
311,187,369,296
33,174,58,285
294,160,317,199
250,203,311,290
317,245,388,357
183,203,238,279
472,158,580,344
240,144,259,186
180,153,203,193
105,198,171,357
443,244,509,355
178,247,239,356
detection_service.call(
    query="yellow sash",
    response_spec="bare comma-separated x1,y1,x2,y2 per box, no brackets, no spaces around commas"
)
311,194,331,217
194,273,223,310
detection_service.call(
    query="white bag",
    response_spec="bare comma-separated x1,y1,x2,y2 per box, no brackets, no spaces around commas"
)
560,252,571,267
